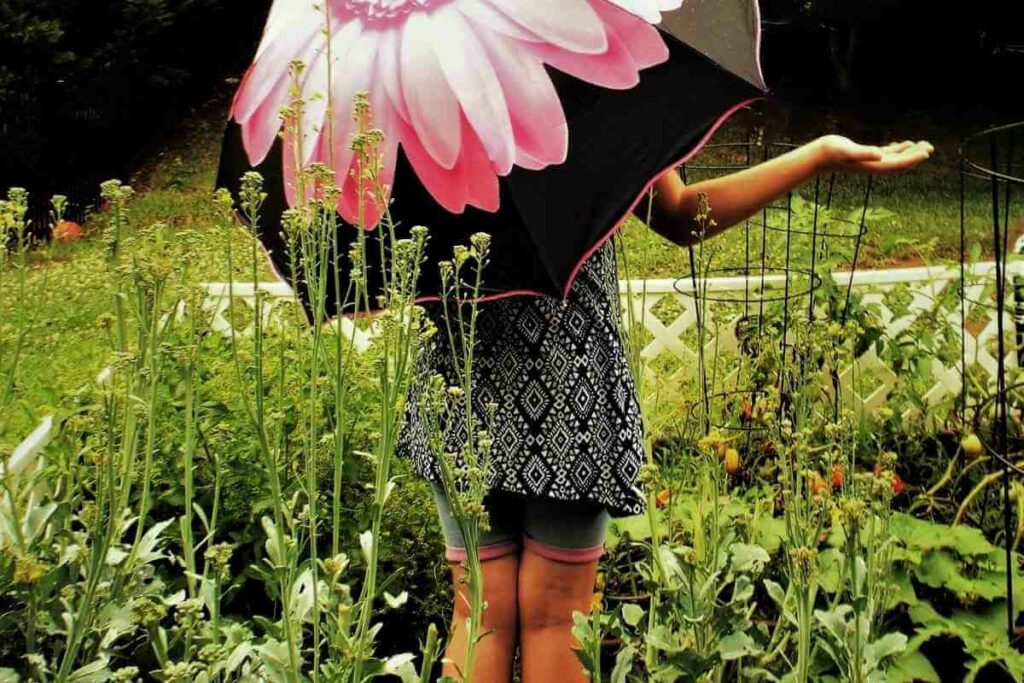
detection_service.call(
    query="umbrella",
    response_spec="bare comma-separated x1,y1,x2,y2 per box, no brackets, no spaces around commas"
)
216,0,767,319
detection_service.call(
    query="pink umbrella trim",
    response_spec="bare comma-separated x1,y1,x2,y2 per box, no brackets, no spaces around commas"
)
237,95,764,326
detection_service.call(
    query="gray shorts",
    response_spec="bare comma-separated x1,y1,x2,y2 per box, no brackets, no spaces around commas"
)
431,483,610,564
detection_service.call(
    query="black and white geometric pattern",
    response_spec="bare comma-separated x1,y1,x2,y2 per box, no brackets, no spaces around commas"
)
398,239,646,517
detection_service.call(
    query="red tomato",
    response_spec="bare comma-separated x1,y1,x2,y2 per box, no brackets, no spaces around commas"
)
831,464,844,489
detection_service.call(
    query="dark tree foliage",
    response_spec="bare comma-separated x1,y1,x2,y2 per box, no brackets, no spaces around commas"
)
760,0,1024,108
0,0,270,226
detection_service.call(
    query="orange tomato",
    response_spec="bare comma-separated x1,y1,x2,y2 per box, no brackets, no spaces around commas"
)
655,488,671,509
725,448,741,475
740,398,753,424
810,473,829,497
53,220,82,241
831,464,844,489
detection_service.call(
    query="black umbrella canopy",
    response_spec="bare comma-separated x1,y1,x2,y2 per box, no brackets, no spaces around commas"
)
661,0,766,91
216,0,767,320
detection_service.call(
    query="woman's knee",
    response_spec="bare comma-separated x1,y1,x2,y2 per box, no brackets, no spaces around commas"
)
451,554,520,628
518,548,598,632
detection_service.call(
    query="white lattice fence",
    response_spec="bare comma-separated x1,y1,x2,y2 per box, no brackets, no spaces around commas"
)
618,261,1024,419
198,261,1023,418
200,282,376,353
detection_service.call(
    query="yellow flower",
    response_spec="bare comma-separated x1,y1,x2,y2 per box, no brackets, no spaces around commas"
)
590,592,604,612
13,556,46,585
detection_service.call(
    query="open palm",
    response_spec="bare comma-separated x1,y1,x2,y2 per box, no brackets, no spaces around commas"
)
820,135,934,174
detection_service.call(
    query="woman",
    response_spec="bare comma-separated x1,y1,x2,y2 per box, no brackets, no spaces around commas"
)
396,134,932,682
218,2,932,679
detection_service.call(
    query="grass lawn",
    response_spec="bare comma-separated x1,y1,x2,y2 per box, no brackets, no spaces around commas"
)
0,90,267,446
1,85,1010,448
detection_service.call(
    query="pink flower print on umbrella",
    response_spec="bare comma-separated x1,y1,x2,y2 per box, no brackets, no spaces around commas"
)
230,0,683,226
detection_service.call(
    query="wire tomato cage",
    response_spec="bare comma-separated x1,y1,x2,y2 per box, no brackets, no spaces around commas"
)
959,121,1024,641
672,138,872,444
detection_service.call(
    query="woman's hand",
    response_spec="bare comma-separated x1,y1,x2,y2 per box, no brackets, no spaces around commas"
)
814,135,934,175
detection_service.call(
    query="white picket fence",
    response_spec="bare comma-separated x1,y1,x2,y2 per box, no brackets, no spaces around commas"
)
197,261,1023,419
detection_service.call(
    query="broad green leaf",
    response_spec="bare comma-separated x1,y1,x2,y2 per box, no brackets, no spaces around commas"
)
68,658,110,683
659,544,684,582
814,605,854,642
225,641,255,674
743,667,781,682
817,547,844,594
965,654,1024,683
256,639,295,683
731,574,755,604
906,599,1024,682
890,513,995,558
646,624,687,655
914,551,1005,602
289,569,314,622
731,543,770,573
719,631,761,661
610,644,637,683
887,649,940,683
606,514,652,549
890,572,920,609
621,603,645,627
751,516,786,555
764,579,785,607
105,547,127,566
261,516,285,568
867,632,907,662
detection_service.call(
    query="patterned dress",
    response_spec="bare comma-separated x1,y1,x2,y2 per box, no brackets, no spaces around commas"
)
398,239,646,517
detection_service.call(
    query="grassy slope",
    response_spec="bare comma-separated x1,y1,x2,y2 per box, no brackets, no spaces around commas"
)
1,88,1000,448
0,89,267,447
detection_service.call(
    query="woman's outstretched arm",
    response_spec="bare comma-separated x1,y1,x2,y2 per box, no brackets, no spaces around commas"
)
647,135,934,246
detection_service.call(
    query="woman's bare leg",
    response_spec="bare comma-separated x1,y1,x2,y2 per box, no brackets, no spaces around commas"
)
517,545,598,683
443,553,520,682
